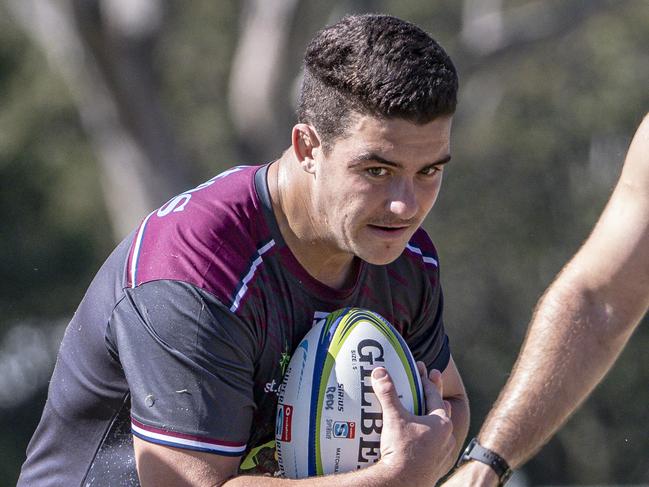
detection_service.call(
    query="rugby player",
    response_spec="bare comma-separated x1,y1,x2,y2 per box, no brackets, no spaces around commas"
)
18,14,469,486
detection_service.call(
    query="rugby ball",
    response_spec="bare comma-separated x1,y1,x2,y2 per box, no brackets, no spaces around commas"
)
276,308,424,478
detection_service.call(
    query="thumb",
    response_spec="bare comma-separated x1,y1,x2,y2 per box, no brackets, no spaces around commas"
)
371,367,406,418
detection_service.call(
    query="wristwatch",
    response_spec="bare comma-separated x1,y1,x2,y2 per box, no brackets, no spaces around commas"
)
457,438,512,486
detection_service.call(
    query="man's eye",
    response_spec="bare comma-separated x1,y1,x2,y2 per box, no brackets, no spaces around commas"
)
367,167,388,177
420,166,441,176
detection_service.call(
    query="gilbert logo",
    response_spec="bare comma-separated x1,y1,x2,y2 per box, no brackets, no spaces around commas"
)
276,404,293,442
357,339,384,465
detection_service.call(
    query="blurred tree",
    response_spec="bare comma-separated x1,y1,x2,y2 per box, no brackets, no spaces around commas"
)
6,0,193,239
228,0,302,162
0,3,113,481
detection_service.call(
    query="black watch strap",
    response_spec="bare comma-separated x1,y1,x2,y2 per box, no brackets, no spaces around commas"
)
457,438,512,485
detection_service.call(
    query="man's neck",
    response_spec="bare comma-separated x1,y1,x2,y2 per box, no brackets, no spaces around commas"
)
267,154,357,290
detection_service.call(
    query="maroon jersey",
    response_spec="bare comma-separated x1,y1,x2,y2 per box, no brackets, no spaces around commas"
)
19,164,449,485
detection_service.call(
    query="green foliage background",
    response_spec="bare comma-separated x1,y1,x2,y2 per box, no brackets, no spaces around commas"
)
1,1,648,484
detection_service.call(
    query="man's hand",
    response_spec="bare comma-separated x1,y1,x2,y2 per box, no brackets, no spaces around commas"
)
372,362,456,487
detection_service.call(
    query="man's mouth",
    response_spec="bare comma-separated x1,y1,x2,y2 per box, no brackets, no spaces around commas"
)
366,224,411,237
367,224,408,231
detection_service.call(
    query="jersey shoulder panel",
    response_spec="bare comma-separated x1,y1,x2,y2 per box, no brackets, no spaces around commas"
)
125,165,276,308
387,227,441,290
404,227,440,271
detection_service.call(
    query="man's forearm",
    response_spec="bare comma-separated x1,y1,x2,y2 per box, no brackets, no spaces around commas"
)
444,114,649,487
479,113,649,468
478,268,636,467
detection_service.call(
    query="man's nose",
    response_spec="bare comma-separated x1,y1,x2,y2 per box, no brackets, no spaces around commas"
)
388,178,418,219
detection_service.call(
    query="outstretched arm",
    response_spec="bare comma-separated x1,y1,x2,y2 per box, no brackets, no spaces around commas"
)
445,113,649,485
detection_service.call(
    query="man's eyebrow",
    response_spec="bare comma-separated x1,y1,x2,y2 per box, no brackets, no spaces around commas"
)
349,152,452,168
427,154,452,167
349,152,401,167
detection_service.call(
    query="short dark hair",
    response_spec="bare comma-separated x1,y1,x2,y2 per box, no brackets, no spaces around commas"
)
297,14,458,152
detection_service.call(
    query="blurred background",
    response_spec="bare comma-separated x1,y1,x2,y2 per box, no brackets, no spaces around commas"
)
1,0,648,485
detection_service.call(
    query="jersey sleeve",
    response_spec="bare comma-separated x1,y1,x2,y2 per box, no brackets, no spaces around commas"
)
107,280,259,457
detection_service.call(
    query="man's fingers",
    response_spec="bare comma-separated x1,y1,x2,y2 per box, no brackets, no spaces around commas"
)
422,374,446,414
371,367,406,418
416,361,427,380
430,369,452,417
428,368,443,397
416,362,446,415
444,400,452,418
374,364,449,420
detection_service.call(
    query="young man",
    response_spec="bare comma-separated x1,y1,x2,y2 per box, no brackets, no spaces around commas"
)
19,14,468,486
444,113,649,486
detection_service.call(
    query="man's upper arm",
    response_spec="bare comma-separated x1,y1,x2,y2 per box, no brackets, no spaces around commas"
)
134,437,240,487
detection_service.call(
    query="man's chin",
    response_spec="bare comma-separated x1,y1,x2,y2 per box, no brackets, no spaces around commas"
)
355,245,406,266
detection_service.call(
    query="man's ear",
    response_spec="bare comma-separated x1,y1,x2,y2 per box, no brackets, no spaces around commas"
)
292,124,321,174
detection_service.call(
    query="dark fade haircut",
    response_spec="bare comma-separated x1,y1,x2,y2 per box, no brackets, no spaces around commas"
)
297,14,458,152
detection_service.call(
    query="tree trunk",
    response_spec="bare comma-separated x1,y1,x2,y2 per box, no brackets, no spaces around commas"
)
6,0,192,240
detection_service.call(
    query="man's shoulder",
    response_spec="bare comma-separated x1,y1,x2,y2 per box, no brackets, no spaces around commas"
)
125,165,274,303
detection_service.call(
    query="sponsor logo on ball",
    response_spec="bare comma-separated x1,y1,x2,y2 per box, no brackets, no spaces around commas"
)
333,421,356,439
276,404,293,442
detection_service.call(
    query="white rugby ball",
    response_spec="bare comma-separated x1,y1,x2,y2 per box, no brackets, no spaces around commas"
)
275,308,424,478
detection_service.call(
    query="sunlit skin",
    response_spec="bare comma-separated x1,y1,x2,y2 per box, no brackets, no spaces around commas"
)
269,113,453,289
